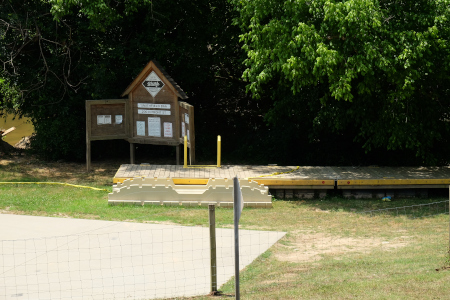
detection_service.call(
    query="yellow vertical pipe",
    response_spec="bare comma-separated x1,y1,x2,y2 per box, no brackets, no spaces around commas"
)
184,135,188,168
217,135,221,168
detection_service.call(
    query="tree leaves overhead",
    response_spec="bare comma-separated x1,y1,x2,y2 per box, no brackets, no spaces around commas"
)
1,0,450,165
232,0,450,164
0,0,250,160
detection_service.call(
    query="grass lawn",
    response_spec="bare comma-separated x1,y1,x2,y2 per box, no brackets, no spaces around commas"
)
1,156,449,299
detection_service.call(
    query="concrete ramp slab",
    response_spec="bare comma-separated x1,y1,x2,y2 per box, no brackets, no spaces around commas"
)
0,214,285,300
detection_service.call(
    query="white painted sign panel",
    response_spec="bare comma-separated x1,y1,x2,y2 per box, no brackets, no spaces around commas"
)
142,71,165,97
182,122,186,137
138,103,171,109
148,117,161,137
136,121,145,136
164,122,173,138
138,109,171,115
187,129,190,141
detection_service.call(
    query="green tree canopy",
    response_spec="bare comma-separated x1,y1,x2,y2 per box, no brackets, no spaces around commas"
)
232,0,450,164
0,0,255,161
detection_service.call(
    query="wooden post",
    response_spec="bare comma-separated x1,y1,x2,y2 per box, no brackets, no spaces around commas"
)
209,204,217,293
130,142,135,164
184,135,188,167
189,105,196,164
86,140,91,172
86,100,91,172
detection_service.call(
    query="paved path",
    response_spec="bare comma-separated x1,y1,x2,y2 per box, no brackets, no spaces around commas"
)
0,214,285,300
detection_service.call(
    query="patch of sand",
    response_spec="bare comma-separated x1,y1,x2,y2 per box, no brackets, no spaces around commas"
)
275,232,410,263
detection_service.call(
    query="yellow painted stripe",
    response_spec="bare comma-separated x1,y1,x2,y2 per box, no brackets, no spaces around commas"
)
253,179,334,186
338,179,450,186
113,177,124,184
113,177,335,186
183,165,219,169
185,165,218,167
172,178,209,185
113,178,210,185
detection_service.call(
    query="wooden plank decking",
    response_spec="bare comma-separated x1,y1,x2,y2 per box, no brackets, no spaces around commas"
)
113,165,450,189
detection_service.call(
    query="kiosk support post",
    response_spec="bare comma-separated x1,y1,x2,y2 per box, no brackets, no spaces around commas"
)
86,141,91,172
184,135,188,168
130,143,135,164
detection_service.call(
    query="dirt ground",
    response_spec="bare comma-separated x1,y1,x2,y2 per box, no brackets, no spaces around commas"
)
0,139,16,153
275,232,410,263
0,153,123,185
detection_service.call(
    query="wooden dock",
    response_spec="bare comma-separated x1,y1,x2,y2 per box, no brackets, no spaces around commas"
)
114,164,450,194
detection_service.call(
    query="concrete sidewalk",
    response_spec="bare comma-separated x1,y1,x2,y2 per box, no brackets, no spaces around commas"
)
0,214,285,300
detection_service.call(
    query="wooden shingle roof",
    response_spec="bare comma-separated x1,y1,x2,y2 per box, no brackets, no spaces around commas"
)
121,60,188,99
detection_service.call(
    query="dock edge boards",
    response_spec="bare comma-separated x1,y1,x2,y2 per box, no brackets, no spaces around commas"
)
337,179,450,187
113,177,335,186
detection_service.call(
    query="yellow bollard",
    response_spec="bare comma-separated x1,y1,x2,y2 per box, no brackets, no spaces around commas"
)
184,135,188,168
217,135,221,168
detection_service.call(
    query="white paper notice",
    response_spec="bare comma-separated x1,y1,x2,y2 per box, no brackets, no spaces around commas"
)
97,115,105,125
185,113,189,124
136,121,145,136
148,117,161,137
187,129,190,141
182,122,186,137
104,115,111,124
115,115,123,124
164,122,173,138
97,115,111,125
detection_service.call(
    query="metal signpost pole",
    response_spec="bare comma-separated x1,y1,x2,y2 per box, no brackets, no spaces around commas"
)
233,176,243,300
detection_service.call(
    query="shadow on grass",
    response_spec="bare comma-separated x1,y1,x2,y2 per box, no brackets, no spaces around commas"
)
276,196,449,219
0,157,120,186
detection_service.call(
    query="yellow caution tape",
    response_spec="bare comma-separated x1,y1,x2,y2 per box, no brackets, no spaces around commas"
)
249,166,300,178
0,182,109,192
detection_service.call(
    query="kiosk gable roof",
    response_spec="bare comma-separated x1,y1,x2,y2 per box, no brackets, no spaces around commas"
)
121,60,188,99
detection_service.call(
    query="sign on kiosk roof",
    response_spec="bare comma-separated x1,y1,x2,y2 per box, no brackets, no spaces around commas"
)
121,60,188,99
142,71,165,97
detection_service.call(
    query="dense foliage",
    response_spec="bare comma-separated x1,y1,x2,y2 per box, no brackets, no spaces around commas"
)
0,0,260,161
1,0,450,165
232,0,450,164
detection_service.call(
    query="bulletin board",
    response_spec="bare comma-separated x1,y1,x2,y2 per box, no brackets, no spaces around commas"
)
86,60,195,171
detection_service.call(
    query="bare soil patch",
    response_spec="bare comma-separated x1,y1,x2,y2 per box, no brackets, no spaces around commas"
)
276,232,410,263
0,155,121,185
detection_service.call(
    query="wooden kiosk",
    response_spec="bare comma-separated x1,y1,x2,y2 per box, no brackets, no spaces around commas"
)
86,60,195,171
